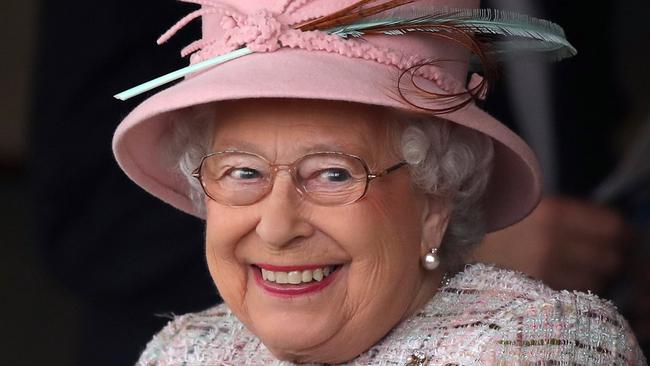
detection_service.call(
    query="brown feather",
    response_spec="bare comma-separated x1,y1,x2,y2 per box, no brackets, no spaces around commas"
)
296,0,374,31
295,0,497,115
297,0,414,31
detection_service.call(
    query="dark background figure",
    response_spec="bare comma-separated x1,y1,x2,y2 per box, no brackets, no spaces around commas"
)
1,0,647,365
478,0,650,353
475,0,629,291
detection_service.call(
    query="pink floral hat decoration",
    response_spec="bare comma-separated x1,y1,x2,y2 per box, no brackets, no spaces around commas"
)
112,0,575,231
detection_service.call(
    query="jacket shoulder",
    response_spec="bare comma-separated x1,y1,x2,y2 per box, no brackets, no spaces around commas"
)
461,265,648,365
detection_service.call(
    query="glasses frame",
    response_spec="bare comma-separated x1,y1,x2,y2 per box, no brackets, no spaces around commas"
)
191,150,407,207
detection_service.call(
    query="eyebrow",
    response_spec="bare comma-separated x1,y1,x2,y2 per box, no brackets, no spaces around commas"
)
213,140,368,159
214,140,265,154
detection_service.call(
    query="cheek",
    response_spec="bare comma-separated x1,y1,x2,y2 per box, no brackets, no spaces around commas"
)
347,181,425,264
204,203,255,315
331,188,425,312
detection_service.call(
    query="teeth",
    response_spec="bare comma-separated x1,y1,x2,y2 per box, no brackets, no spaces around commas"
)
313,268,323,282
301,270,312,283
275,272,288,284
260,266,336,285
288,271,301,284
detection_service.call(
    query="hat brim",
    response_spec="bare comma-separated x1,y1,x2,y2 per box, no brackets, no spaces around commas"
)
113,48,542,232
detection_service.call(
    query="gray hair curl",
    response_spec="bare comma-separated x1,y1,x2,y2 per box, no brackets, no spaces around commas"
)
168,104,493,271
394,112,494,269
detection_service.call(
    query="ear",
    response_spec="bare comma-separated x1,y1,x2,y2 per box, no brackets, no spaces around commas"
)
420,196,452,256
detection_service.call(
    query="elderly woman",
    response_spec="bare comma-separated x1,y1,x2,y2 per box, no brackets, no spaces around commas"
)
113,0,646,364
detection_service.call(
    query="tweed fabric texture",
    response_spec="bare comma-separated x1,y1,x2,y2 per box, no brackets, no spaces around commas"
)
136,264,646,365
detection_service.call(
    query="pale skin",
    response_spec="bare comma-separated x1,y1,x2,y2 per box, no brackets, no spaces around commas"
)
203,99,449,363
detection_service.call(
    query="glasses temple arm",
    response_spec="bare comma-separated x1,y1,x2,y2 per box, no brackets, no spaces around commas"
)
368,161,408,180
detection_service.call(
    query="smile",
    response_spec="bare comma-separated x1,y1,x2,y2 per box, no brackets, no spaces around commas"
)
252,264,343,297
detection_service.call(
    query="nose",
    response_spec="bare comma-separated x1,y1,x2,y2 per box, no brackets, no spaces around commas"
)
255,172,315,249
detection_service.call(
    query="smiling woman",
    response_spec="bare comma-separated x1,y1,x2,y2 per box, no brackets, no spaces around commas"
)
112,0,646,365
195,100,473,362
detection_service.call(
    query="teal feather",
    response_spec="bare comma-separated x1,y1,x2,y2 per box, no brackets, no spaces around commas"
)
329,7,577,62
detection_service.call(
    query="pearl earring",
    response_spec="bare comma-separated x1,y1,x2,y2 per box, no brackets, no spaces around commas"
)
422,248,440,271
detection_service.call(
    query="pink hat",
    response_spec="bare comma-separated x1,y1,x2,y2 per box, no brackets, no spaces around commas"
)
112,0,575,231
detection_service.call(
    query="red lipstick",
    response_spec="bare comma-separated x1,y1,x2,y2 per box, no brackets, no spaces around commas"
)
252,265,340,297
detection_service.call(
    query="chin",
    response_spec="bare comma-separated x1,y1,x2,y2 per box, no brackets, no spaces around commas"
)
235,264,356,363
262,333,360,365
243,290,345,360
241,291,386,365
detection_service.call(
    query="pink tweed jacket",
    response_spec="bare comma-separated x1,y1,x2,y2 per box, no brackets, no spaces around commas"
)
136,264,647,365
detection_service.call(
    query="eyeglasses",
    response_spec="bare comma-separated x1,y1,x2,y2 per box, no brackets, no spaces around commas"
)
191,151,407,207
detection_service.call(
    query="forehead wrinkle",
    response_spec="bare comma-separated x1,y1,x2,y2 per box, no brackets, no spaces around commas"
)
213,139,369,163
211,101,391,164
212,127,282,161
214,127,376,162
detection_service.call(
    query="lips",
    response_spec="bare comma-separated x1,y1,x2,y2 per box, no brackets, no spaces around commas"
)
252,264,342,297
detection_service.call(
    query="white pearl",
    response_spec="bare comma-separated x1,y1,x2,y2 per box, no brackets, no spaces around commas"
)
422,251,439,271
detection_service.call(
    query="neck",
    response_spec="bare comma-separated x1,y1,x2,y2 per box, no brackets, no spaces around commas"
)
402,268,445,322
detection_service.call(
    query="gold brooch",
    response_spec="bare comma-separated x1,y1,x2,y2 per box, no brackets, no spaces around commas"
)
405,350,428,365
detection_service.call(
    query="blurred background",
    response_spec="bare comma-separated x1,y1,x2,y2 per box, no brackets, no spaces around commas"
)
1,0,84,364
2,0,649,365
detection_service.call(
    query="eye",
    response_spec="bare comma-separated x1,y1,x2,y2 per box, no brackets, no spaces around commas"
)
297,153,366,192
317,168,352,182
226,167,263,180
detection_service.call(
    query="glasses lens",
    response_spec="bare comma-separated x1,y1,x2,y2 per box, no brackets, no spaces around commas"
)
296,153,368,205
201,152,271,205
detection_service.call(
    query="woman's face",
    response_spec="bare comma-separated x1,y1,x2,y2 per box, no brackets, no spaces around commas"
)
204,99,448,363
